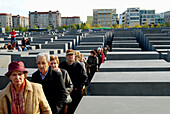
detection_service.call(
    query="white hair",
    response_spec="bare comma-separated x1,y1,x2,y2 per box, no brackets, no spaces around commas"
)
36,52,50,62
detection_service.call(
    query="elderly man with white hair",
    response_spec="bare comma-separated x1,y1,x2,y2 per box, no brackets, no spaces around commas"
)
31,52,67,114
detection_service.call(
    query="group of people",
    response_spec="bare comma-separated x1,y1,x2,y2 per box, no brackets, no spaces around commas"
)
2,29,30,51
0,47,109,114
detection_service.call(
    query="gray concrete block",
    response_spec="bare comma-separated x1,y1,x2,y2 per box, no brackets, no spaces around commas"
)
0,55,11,68
41,43,68,52
167,51,170,62
152,45,170,50
77,50,92,53
21,55,37,68
30,43,42,49
76,45,100,50
79,42,104,46
113,37,136,40
99,59,170,72
0,51,29,61
112,48,142,51
112,43,139,48
112,40,137,43
51,41,73,49
75,96,170,114
54,39,76,49
81,37,104,42
107,51,159,60
91,72,170,96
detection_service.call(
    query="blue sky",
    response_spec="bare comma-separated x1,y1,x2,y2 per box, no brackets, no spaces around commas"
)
0,0,169,22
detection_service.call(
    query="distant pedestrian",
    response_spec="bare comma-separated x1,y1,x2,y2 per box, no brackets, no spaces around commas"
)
7,42,12,50
87,50,98,82
10,28,17,44
22,37,26,47
25,39,30,50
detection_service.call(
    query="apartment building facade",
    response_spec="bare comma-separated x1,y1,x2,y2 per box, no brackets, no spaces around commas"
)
29,10,61,28
86,16,93,26
164,11,170,24
155,13,164,25
12,15,29,29
119,14,123,25
0,13,12,28
140,10,155,26
93,9,117,27
122,8,140,27
61,16,81,26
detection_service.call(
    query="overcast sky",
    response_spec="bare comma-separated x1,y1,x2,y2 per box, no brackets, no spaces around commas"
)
0,0,169,22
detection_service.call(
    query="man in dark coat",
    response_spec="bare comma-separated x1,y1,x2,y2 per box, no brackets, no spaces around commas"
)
31,53,67,114
59,49,88,114
87,50,98,82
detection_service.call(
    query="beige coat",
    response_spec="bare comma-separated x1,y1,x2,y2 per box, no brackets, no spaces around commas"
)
0,79,52,114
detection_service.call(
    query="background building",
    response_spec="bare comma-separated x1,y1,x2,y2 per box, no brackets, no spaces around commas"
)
86,16,93,26
119,14,123,25
12,15,29,29
0,13,12,28
140,10,155,26
164,11,170,24
155,13,164,25
122,8,140,27
29,10,61,29
61,16,81,26
93,9,117,27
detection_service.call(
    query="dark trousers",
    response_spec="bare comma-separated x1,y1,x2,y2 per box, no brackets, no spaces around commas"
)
67,89,82,114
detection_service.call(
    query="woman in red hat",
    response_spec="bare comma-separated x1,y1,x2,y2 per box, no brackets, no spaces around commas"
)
0,61,52,114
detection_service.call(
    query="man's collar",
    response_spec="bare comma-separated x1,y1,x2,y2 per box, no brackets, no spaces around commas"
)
40,67,49,79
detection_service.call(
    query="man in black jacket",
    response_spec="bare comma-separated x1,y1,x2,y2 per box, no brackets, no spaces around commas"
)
59,49,88,114
31,53,67,114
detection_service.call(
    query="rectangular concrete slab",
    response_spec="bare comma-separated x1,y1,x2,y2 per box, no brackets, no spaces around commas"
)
112,43,139,48
99,59,170,72
0,55,11,68
112,48,142,51
0,51,29,61
75,96,170,114
107,51,159,60
91,72,170,96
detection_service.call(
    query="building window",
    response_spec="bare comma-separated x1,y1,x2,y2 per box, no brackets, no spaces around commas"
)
108,14,110,17
130,17,139,20
107,11,111,13
103,18,105,20
108,18,110,20
98,11,102,13
142,15,146,18
147,15,150,18
99,15,101,17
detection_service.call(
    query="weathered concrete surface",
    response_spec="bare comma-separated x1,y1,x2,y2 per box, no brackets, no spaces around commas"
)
99,60,170,72
75,96,170,114
91,72,170,96
107,52,159,60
